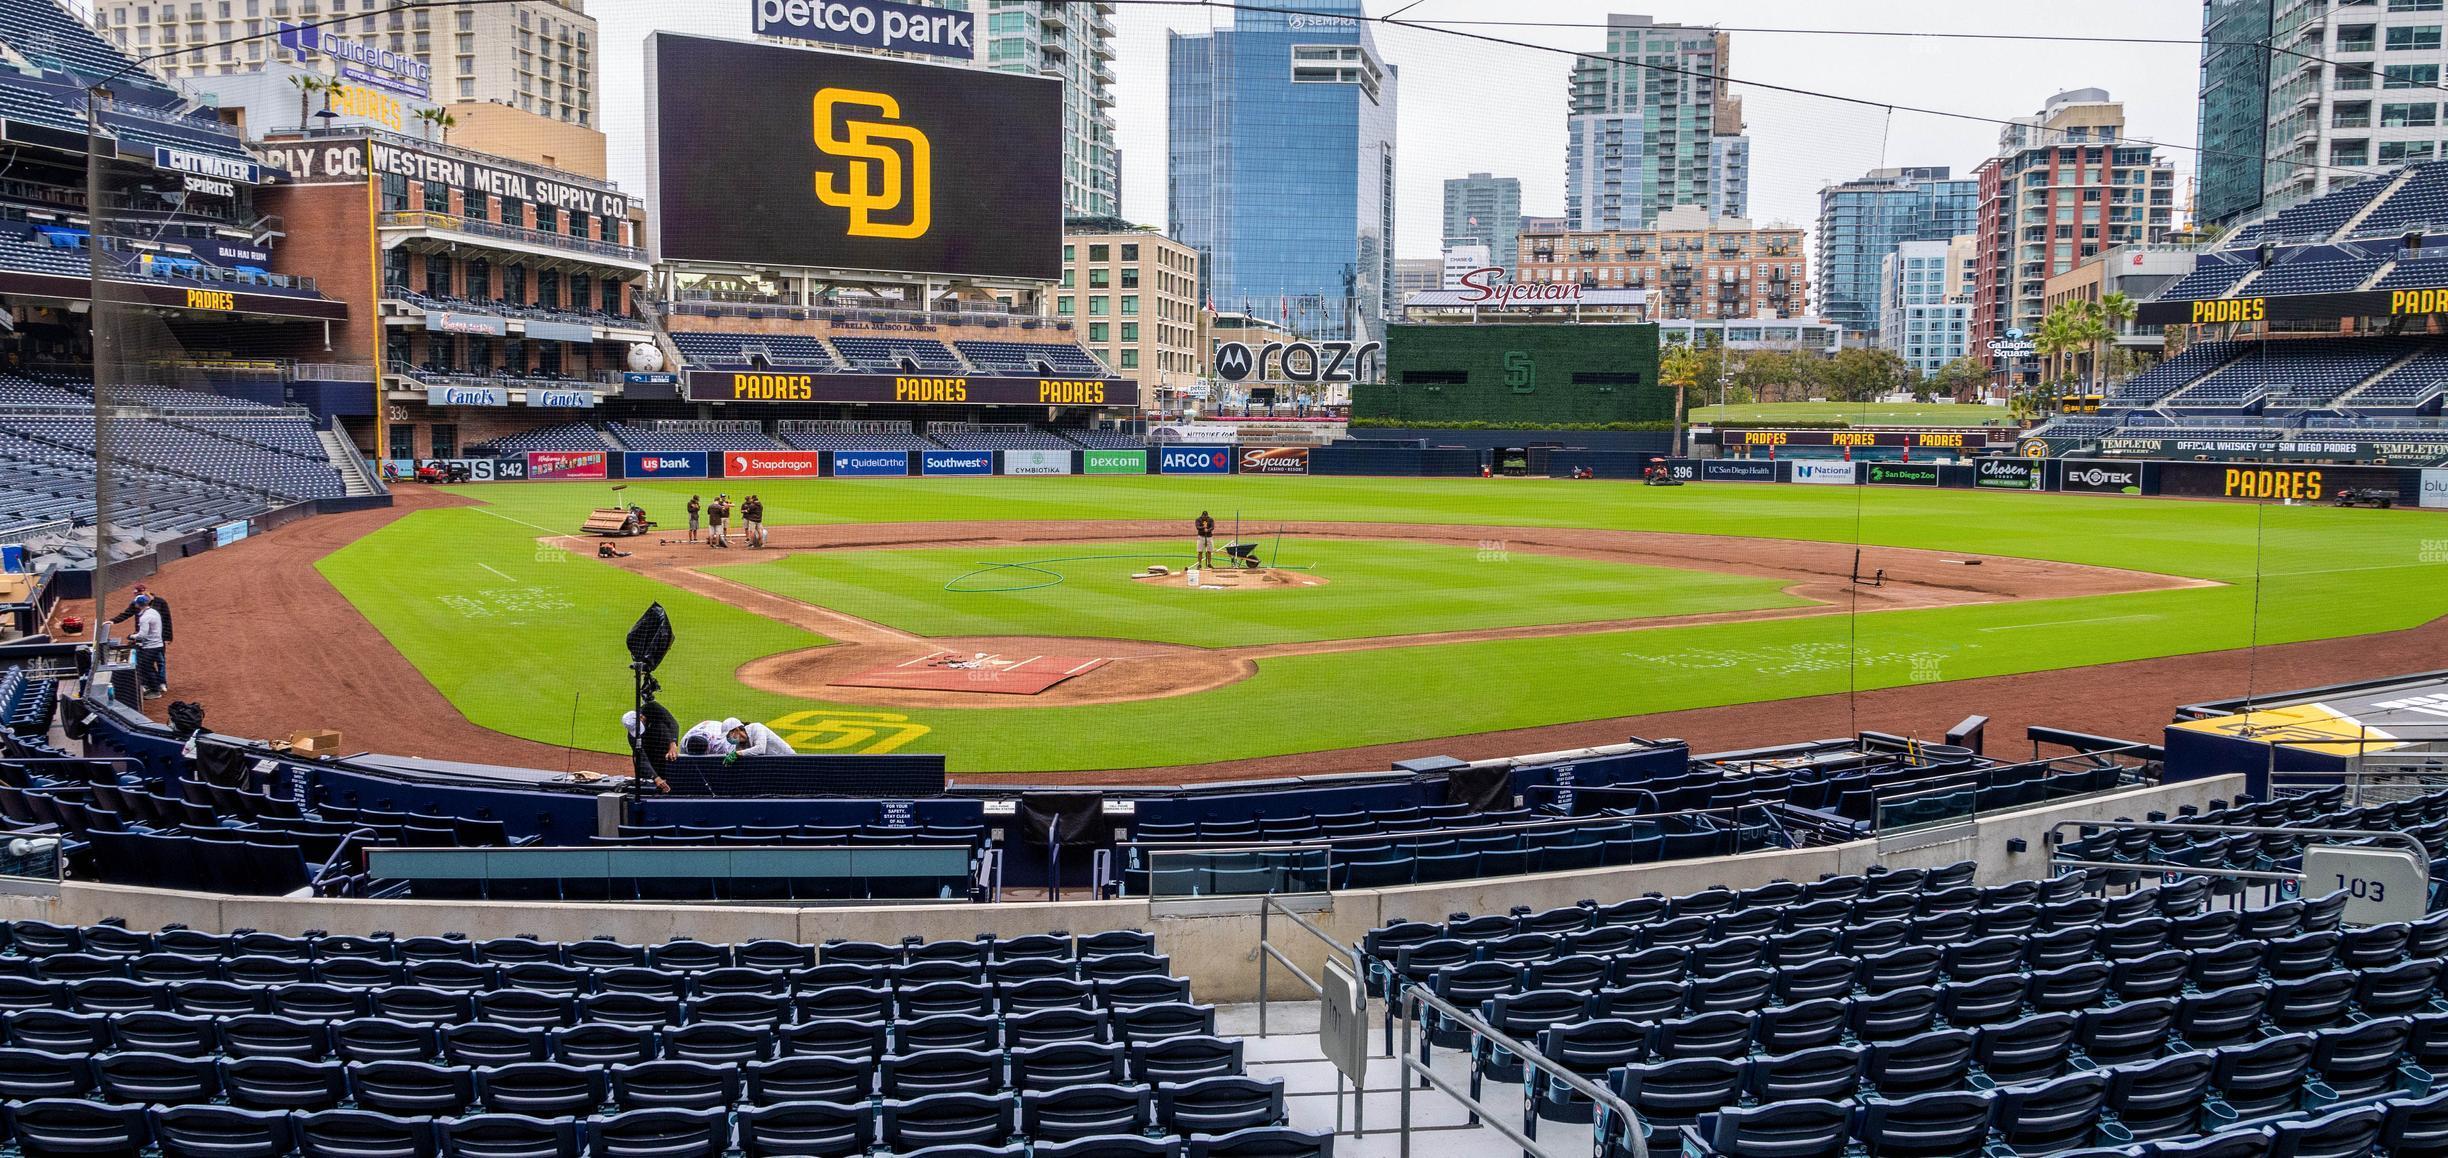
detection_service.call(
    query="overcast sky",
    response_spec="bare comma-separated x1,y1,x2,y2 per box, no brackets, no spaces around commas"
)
596,1,2206,259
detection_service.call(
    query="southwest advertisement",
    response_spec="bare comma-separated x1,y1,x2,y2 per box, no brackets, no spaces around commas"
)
1084,450,1147,475
723,450,823,479
1003,449,1072,476
920,451,993,476
647,32,1061,280
1239,447,1311,475
526,451,608,480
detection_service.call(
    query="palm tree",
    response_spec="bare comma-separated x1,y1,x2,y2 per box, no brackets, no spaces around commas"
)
1660,342,1707,455
287,73,328,132
2031,311,2080,415
2093,291,2136,393
413,107,458,144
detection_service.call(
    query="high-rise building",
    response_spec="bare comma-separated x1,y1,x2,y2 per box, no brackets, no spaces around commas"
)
1168,2,1397,339
96,0,597,126
1565,15,1749,232
2198,0,2441,220
1878,238,1972,380
1971,89,2176,382
1516,206,1803,321
1812,166,1979,339
1392,258,1443,304
1443,173,1523,273
1061,222,1203,394
2194,0,2273,228
969,1,1123,220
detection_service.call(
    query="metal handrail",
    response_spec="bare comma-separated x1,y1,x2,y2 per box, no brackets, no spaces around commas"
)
378,211,645,263
1396,982,1649,1158
2049,819,2434,886
1255,892,1359,1037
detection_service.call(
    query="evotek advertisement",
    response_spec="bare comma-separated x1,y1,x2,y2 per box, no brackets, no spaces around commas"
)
2059,460,2144,495
648,33,1060,280
684,371,1135,408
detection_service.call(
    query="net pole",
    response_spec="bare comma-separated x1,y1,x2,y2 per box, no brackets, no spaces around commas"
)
84,88,115,677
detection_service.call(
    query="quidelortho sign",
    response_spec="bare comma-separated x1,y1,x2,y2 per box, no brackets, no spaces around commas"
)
1084,450,1146,475
750,0,975,61
830,450,910,477
1003,449,1071,476
1976,460,2041,490
2425,469,2448,509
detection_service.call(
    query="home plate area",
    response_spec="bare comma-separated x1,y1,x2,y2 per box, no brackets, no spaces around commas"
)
833,650,1114,695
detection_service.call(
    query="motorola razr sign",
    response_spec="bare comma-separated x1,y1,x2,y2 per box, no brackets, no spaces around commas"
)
751,0,975,61
1213,340,1384,384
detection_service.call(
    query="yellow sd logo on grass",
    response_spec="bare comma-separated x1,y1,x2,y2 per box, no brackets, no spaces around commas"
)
770,709,931,754
813,88,931,239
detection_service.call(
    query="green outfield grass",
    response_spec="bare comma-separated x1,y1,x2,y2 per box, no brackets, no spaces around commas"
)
709,538,1809,647
1690,401,2013,427
316,477,2448,771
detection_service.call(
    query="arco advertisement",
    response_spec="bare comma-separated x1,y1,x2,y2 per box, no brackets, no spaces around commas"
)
920,450,993,476
1083,450,1146,475
1239,447,1311,475
622,451,710,479
831,450,911,477
1158,445,1233,475
1004,449,1072,476
723,450,823,479
527,450,608,480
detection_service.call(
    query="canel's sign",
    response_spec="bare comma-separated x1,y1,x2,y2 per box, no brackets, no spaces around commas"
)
1214,340,1382,384
1456,266,1583,309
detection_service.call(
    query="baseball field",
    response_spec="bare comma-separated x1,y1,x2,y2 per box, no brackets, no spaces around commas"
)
214,474,2448,775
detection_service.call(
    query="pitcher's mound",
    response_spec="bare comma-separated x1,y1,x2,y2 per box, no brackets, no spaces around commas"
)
1131,567,1329,591
835,650,1111,695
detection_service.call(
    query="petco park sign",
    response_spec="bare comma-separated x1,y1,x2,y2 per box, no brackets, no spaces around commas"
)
1456,266,1583,309
752,0,974,60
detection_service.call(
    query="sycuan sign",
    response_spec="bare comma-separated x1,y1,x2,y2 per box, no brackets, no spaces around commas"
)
1455,266,1583,309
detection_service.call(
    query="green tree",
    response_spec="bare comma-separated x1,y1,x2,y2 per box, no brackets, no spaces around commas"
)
1659,343,1708,453
287,73,330,131
1823,347,1910,403
1929,355,1989,402
2093,291,2136,392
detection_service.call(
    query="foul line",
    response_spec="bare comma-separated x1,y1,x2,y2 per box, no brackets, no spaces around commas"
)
476,562,516,582
466,505,571,537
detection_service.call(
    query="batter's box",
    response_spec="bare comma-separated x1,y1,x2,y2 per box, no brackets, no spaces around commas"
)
834,650,1114,695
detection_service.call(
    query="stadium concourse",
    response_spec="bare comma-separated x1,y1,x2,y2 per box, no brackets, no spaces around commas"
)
51,482,2448,785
